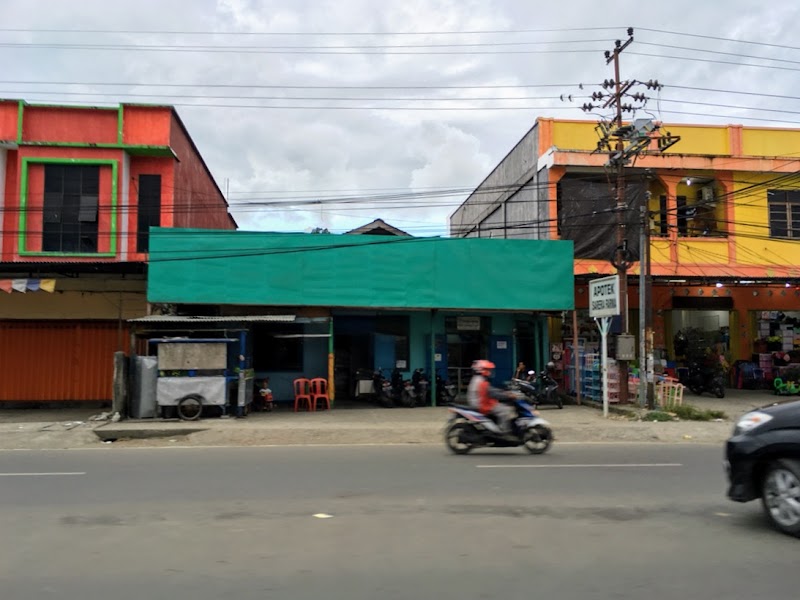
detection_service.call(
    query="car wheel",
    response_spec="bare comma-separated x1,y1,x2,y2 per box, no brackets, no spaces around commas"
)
761,459,800,537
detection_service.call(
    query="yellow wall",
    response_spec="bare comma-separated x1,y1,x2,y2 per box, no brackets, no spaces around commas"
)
676,240,730,265
548,118,800,275
733,174,800,271
551,121,600,151
0,291,147,319
659,125,729,155
742,128,800,157
651,240,672,263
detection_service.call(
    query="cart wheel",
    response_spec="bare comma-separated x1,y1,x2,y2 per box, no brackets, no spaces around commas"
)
177,394,204,421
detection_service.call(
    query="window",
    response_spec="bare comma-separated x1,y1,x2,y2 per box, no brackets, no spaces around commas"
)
137,174,162,252
42,165,99,253
654,195,669,236
768,190,800,239
676,195,689,236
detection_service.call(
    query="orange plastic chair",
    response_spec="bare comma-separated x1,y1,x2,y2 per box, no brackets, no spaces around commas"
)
293,378,312,412
309,377,331,411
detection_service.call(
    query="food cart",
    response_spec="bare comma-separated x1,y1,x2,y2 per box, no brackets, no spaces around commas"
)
151,335,254,420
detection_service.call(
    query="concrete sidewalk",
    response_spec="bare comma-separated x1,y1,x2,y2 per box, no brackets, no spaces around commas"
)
0,388,790,450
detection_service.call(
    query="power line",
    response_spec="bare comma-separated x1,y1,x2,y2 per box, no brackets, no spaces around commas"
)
637,27,800,53
637,41,800,67
628,51,800,73
0,26,624,36
0,79,584,90
0,41,607,55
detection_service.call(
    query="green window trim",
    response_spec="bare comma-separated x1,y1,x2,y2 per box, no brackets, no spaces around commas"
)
18,157,118,257
16,100,23,144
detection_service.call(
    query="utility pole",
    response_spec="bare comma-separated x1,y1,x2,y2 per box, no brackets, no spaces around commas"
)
576,27,681,407
604,29,634,403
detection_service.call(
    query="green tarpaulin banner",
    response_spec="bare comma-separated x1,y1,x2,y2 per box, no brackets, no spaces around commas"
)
147,228,574,311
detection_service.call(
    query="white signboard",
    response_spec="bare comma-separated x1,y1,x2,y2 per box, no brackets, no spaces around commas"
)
589,275,621,318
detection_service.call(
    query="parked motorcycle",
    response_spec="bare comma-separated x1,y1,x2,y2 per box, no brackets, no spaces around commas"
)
512,368,562,409
401,368,430,407
435,371,458,405
372,368,404,408
684,361,726,398
444,391,554,455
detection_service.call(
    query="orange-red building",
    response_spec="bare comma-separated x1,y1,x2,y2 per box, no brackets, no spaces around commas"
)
0,100,236,402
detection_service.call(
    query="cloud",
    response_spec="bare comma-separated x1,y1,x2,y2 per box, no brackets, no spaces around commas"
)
3,0,800,236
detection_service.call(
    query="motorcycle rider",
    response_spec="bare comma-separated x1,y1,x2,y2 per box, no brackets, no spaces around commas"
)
467,359,515,434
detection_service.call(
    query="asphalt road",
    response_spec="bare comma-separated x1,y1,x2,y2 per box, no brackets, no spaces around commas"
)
0,443,795,600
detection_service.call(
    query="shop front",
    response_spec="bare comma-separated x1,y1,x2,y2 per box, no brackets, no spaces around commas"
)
144,228,575,408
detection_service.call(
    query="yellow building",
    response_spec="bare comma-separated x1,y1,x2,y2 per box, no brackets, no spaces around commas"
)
451,117,800,380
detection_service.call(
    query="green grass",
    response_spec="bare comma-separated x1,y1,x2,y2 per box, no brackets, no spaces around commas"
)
672,404,728,421
643,411,674,422
642,404,728,422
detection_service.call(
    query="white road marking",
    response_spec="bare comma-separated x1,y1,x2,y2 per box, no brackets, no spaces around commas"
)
313,513,334,519
476,463,683,469
0,472,86,477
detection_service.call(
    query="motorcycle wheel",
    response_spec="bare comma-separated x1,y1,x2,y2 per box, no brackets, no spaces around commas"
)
400,390,416,408
713,384,726,399
445,422,474,455
688,385,704,396
523,425,552,455
378,393,394,408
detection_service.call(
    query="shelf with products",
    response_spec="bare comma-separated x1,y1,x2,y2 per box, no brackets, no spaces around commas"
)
581,352,601,402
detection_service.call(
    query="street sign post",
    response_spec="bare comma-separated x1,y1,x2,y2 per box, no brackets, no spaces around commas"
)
589,275,621,417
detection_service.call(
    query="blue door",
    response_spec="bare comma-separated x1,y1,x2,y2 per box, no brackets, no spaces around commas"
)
488,335,513,383
374,333,396,375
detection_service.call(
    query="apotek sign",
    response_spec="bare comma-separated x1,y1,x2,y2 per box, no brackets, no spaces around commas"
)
589,275,620,318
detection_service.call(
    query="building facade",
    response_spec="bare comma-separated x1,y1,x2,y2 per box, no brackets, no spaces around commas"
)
450,117,800,379
140,228,574,404
0,100,235,402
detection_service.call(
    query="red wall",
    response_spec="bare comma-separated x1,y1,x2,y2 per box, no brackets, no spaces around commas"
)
169,114,236,230
0,101,17,140
126,156,175,259
122,106,171,146
2,151,19,260
22,106,118,144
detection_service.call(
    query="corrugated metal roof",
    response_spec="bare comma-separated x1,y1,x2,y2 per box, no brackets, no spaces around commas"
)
128,315,296,323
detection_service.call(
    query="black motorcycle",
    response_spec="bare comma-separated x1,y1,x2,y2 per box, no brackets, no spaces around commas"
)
435,371,458,405
684,361,726,398
512,369,562,409
401,368,430,407
372,368,405,408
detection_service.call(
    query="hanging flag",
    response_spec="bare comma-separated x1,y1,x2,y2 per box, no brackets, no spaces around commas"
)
0,280,12,293
11,279,27,293
39,279,56,292
26,280,41,292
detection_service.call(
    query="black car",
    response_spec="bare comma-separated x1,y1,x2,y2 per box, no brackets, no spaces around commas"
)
726,398,800,537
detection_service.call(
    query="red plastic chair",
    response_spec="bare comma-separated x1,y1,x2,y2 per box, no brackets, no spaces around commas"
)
309,377,331,411
293,378,312,412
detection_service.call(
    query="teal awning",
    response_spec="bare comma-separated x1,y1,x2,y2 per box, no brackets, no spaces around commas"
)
147,228,574,311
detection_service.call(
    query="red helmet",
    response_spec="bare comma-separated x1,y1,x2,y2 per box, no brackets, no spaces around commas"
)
472,359,496,377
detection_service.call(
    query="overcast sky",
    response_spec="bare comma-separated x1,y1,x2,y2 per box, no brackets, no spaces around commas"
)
3,0,799,235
